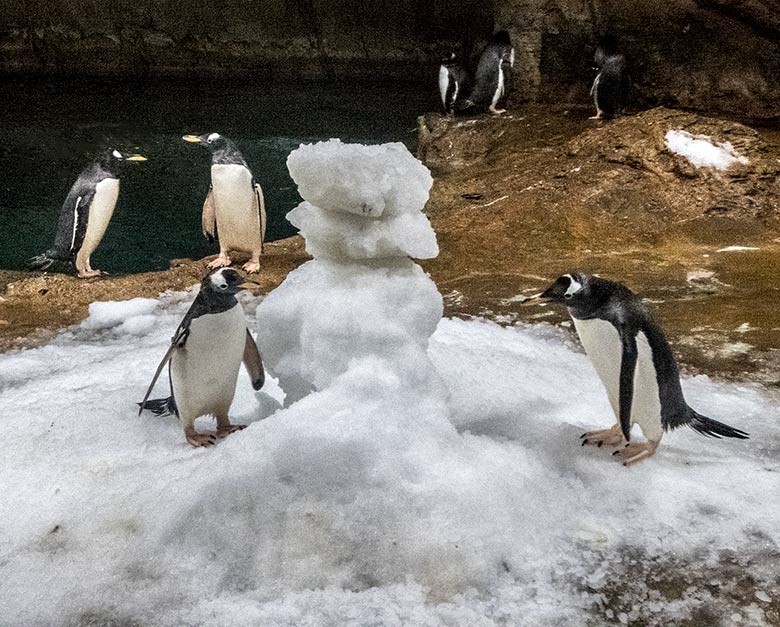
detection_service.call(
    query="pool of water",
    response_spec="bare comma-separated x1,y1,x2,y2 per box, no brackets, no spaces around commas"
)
0,77,435,273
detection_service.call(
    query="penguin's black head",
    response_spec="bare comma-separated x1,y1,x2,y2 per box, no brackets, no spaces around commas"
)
539,272,589,305
441,52,458,66
492,30,512,47
182,132,230,151
99,149,147,173
202,268,259,296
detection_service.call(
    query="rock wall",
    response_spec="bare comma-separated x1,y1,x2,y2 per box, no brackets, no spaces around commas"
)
2,1,780,117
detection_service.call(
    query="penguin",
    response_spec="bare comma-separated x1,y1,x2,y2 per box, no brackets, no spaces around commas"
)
590,35,629,120
458,31,514,115
183,133,267,273
439,53,469,115
138,267,265,447
28,149,147,277
531,272,748,466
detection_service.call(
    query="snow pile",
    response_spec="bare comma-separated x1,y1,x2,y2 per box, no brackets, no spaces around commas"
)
1,142,779,626
665,129,749,170
286,139,438,260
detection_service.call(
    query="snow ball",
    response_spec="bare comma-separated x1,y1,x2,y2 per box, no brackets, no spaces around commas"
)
83,298,158,330
665,130,749,170
287,139,432,217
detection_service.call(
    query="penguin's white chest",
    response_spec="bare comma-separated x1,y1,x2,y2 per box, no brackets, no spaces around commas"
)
572,317,664,441
439,65,449,109
491,58,505,107
170,304,247,423
80,178,120,254
210,164,261,253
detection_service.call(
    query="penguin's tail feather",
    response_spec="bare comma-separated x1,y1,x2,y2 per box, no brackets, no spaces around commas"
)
138,397,176,417
28,250,72,272
689,410,749,439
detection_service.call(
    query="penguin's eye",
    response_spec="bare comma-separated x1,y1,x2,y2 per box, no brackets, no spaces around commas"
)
564,293,573,299
218,283,228,290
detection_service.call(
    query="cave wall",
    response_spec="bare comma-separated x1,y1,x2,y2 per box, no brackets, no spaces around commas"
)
2,0,780,118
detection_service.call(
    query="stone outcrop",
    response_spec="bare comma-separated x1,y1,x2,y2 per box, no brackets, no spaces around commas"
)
3,1,780,117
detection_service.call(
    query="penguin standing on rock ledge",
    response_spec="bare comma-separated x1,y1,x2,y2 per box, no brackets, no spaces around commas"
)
183,133,267,273
530,272,748,466
458,31,514,115
439,53,469,115
590,35,629,120
138,267,265,447
28,149,147,278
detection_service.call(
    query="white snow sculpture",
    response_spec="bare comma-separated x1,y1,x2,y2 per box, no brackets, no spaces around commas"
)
256,139,443,403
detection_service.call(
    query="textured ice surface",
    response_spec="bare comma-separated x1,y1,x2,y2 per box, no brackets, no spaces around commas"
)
286,140,438,260
665,130,749,170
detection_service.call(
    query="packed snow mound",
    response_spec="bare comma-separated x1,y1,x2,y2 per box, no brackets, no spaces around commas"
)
83,297,158,330
665,129,749,169
286,139,438,260
287,139,432,218
256,259,443,403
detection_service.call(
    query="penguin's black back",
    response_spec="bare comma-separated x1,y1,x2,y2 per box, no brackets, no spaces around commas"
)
595,55,628,117
464,31,513,110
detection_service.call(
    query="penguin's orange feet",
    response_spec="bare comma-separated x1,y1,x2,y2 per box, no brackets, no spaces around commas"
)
77,268,103,278
580,423,625,448
588,113,603,120
208,254,232,269
186,432,217,447
489,106,507,115
216,424,247,438
612,440,658,466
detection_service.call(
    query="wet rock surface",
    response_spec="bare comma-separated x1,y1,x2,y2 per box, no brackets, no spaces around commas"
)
418,107,780,383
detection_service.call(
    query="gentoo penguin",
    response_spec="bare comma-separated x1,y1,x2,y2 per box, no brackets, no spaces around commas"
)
459,31,514,115
138,267,265,447
28,149,147,277
590,35,629,120
183,133,267,273
439,53,469,115
533,272,748,465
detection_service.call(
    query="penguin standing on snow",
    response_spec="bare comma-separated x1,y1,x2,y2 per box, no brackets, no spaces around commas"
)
459,31,514,115
138,267,265,447
183,133,267,273
532,272,748,465
28,149,147,277
590,35,629,119
439,53,469,115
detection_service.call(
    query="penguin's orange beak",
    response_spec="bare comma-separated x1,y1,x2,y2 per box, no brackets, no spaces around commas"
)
519,292,545,304
239,281,261,290
126,154,148,162
182,135,201,143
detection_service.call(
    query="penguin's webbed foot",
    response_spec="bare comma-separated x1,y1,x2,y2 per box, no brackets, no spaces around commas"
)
489,106,507,115
216,424,247,438
612,440,658,466
242,260,261,274
77,268,103,279
580,423,625,448
588,113,603,120
186,432,217,447
208,254,232,269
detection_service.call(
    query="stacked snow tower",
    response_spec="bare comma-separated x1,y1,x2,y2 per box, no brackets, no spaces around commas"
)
256,139,444,405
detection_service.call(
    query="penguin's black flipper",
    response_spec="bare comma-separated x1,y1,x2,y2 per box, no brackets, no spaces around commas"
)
137,397,177,416
688,411,749,439
202,186,216,243
618,327,639,441
243,328,265,390
29,187,95,271
137,325,188,415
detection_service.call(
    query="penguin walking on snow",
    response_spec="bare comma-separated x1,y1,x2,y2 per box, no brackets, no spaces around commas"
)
28,149,147,277
138,267,265,447
590,35,629,120
459,31,514,115
439,53,469,115
183,133,267,273
532,272,748,466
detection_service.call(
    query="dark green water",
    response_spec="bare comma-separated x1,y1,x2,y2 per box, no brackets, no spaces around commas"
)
0,77,435,273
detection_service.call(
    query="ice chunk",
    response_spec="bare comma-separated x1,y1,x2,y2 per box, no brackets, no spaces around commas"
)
287,139,432,217
665,130,749,170
83,298,158,330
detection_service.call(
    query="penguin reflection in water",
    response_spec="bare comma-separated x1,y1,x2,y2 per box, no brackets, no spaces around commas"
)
29,149,147,277
183,133,267,273
139,268,265,447
590,35,629,120
531,272,748,465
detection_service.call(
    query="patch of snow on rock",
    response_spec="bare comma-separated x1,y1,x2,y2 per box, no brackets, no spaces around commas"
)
665,130,749,170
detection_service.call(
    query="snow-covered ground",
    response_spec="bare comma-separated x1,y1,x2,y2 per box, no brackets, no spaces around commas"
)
2,140,778,626
665,130,749,170
1,296,778,626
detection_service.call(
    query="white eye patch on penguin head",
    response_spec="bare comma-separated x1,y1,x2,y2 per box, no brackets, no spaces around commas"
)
205,268,258,295
207,133,221,144
112,149,123,160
